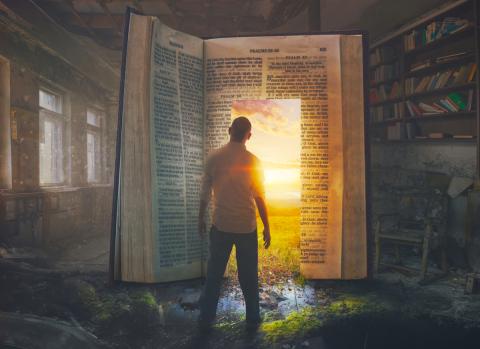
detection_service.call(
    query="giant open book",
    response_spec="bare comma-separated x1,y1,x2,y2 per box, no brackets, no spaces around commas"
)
111,9,368,283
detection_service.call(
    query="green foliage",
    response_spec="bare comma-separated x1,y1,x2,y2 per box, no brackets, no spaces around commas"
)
94,290,160,336
261,307,322,343
226,215,301,284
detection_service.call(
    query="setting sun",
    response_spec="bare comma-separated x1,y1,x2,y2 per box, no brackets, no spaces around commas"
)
231,99,301,206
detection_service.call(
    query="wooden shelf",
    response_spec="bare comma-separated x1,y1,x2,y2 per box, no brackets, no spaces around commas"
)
372,138,477,144
404,25,474,56
370,77,400,87
370,97,403,107
406,111,476,120
405,82,476,98
369,58,398,69
370,118,404,126
405,53,475,77
370,111,476,126
369,0,479,179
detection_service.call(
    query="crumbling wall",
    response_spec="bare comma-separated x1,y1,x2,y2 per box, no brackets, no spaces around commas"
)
371,143,479,272
0,16,117,259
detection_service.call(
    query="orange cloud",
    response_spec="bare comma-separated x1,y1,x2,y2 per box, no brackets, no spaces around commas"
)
232,99,300,137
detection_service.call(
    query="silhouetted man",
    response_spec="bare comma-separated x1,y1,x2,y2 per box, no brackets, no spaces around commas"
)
197,116,270,331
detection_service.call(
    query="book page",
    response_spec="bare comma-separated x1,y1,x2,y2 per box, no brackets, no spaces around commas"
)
149,20,205,282
340,36,367,279
205,36,346,279
118,13,155,282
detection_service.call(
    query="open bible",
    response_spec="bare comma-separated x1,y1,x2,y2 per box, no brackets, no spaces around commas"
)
111,9,368,283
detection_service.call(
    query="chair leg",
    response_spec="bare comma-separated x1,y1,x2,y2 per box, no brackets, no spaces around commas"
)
420,224,432,280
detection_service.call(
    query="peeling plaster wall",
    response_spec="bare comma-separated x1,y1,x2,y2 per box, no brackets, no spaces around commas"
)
371,142,480,271
0,15,117,255
371,143,476,178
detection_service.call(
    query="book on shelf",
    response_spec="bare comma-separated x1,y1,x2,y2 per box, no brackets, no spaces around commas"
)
113,11,368,283
370,61,400,83
436,51,470,63
370,102,404,123
387,122,405,140
370,46,396,66
405,63,477,95
453,134,474,139
405,122,417,139
405,90,474,116
409,52,471,72
467,90,474,111
404,17,470,51
428,132,450,139
369,81,401,103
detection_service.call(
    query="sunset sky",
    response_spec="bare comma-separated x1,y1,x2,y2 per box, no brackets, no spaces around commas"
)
231,99,301,205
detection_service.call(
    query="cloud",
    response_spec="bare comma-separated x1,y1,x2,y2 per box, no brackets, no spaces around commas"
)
231,99,300,137
263,160,300,169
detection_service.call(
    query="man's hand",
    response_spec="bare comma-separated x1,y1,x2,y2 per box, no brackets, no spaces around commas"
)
263,226,271,249
198,218,206,237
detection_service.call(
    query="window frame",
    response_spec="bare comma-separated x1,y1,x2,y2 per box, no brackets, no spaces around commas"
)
39,86,70,187
86,106,105,184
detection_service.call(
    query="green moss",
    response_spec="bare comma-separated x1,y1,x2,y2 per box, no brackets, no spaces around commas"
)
260,294,396,345
93,290,160,336
130,290,158,310
261,307,322,343
76,282,98,307
326,297,366,315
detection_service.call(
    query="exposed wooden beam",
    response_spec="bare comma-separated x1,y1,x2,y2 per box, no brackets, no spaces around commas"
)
63,0,97,37
0,0,119,90
96,0,122,35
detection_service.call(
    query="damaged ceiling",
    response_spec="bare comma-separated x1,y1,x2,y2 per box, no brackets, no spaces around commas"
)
30,0,311,50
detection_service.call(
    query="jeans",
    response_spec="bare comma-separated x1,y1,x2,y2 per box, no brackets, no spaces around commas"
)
199,225,260,324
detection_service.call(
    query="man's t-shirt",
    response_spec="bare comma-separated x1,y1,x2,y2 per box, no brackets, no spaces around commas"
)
200,141,265,234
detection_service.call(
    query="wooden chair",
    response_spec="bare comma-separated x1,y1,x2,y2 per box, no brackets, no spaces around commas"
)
374,187,448,281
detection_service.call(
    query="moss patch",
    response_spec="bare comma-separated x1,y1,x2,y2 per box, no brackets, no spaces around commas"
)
261,307,322,343
259,292,396,346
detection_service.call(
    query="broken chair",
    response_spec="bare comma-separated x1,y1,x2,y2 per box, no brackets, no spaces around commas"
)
374,187,448,280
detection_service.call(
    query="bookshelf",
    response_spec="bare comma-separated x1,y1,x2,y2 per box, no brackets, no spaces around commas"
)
368,0,480,176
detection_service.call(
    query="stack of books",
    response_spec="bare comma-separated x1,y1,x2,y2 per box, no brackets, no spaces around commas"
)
370,62,400,83
405,90,474,116
387,122,405,140
404,17,470,51
370,46,396,66
370,102,404,123
409,52,470,72
405,63,477,95
369,81,402,103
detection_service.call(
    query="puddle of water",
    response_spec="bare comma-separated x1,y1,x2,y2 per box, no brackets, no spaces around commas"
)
159,280,322,325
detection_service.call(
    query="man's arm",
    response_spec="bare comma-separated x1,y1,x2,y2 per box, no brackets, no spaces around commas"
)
254,196,270,249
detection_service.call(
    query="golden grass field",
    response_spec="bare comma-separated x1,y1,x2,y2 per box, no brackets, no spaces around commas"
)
226,205,301,285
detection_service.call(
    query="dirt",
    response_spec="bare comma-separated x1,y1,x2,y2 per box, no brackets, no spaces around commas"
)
1,257,480,349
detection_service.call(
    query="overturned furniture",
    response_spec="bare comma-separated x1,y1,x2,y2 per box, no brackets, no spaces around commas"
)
374,171,449,281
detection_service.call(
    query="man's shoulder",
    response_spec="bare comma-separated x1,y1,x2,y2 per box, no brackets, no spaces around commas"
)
245,150,262,165
206,146,226,164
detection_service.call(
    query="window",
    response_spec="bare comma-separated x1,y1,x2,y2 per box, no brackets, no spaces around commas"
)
39,88,66,185
86,108,104,183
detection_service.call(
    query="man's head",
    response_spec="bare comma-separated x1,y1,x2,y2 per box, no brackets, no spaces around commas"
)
229,116,252,143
